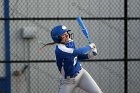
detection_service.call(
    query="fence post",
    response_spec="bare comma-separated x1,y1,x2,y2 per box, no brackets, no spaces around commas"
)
124,0,128,93
4,0,11,93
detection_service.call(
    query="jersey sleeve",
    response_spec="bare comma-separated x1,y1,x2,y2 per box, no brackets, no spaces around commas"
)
57,44,91,56
73,46,91,56
77,54,89,60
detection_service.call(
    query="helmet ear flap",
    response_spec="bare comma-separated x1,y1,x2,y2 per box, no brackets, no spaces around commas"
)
51,31,62,43
52,35,62,43
58,36,62,43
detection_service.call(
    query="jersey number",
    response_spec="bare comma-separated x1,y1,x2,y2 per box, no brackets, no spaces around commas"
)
73,57,77,66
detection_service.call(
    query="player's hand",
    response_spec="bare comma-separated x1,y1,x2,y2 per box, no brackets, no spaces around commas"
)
88,43,97,59
89,43,96,49
88,49,97,59
92,48,97,56
88,50,96,59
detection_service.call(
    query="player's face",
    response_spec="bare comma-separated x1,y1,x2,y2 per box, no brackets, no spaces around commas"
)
61,32,69,43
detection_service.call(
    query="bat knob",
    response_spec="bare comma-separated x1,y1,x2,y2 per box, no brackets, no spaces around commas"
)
92,52,97,56
92,48,97,56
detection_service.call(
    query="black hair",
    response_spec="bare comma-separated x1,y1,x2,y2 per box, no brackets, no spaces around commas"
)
41,32,73,48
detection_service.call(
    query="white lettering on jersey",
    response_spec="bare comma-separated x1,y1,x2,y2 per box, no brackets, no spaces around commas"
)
73,56,77,66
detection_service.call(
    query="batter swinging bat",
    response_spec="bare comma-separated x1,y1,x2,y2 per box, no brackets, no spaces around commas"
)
76,16,97,55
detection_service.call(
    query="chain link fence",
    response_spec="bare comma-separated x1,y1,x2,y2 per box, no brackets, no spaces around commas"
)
127,20,140,93
0,21,5,61
9,20,124,61
128,20,140,59
128,61,140,93
0,0,4,61
0,0,4,18
10,62,124,93
128,0,140,17
9,0,124,18
0,0,140,93
0,64,5,77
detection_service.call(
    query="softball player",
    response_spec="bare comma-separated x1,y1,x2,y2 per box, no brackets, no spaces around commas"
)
50,25,103,93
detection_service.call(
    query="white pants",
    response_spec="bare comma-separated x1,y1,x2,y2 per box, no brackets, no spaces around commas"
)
58,68,103,93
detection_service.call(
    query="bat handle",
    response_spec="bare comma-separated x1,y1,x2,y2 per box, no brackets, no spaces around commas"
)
90,43,97,56
92,51,97,56
92,47,97,56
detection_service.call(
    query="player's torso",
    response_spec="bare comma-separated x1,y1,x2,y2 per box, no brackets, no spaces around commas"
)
55,40,81,77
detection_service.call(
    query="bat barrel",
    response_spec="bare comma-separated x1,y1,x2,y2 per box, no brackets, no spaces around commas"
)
76,16,86,30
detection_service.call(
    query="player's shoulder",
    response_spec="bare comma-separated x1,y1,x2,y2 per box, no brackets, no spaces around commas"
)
56,43,74,53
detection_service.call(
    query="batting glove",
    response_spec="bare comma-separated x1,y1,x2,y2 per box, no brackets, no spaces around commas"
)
89,43,96,49
88,44,97,59
88,49,97,59
92,48,97,56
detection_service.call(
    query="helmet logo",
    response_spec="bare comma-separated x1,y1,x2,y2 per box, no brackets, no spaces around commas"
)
62,25,67,30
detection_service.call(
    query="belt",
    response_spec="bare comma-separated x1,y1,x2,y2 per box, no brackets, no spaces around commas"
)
65,68,82,79
65,73,78,79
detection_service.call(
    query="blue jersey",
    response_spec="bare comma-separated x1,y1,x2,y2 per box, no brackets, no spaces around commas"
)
55,39,91,78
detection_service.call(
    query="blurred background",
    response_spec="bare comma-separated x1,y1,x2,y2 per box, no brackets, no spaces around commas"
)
0,0,140,93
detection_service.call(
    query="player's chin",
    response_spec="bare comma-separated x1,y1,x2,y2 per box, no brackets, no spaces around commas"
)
64,39,69,43
65,37,69,41
61,38,68,43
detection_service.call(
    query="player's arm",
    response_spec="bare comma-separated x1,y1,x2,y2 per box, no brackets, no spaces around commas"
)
77,48,97,60
72,45,91,55
75,43,97,59
72,43,97,56
57,43,95,56
77,54,89,60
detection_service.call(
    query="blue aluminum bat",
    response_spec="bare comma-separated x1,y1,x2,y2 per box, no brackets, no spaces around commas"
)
76,16,97,56
76,16,92,43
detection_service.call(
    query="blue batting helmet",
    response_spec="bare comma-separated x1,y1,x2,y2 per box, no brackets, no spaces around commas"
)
51,25,71,43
